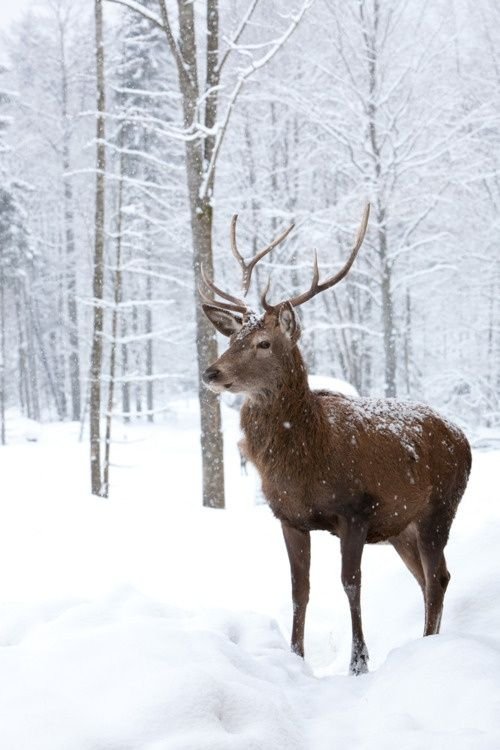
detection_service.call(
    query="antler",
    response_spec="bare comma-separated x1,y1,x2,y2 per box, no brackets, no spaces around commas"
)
231,214,295,296
199,265,248,314
200,214,295,312
261,203,370,310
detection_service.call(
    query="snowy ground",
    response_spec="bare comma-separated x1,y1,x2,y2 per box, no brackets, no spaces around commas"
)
0,402,499,749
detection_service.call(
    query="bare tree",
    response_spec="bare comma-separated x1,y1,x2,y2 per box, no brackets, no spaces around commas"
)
2,0,500,465
89,0,107,496
54,0,82,420
102,147,125,497
0,262,5,446
106,0,311,507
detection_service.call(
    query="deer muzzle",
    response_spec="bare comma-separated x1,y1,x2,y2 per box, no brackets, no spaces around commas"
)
202,366,233,392
203,366,220,383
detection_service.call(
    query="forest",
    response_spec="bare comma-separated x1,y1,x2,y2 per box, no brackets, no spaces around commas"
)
1,3,500,749
0,0,499,505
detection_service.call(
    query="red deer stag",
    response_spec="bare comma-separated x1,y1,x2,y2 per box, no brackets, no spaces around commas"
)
200,206,472,675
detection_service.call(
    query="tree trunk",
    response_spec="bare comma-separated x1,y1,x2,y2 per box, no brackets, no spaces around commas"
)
56,258,68,418
15,280,29,415
379,219,397,398
103,148,124,498
32,305,65,419
404,287,412,395
0,265,6,445
90,0,106,496
145,243,154,423
132,301,142,417
176,0,225,508
60,28,81,421
362,0,397,397
25,286,40,421
190,201,225,509
121,314,130,423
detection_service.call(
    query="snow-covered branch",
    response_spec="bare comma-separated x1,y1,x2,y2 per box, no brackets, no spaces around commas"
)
199,0,315,200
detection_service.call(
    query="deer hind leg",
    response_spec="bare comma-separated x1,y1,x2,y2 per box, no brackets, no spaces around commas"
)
340,520,369,675
281,523,310,658
389,524,426,594
419,546,450,636
415,515,451,636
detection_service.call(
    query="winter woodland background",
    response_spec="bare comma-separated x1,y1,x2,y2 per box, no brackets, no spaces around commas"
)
0,0,499,503
1,3,500,748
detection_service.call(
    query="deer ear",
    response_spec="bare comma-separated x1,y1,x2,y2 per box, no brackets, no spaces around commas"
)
278,301,300,340
202,304,243,337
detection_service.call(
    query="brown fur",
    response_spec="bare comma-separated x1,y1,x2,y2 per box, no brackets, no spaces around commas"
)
202,304,472,674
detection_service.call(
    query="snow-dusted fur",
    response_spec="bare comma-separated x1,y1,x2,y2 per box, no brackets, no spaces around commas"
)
203,303,472,675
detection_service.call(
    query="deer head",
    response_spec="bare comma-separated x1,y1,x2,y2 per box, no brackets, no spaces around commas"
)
201,205,370,398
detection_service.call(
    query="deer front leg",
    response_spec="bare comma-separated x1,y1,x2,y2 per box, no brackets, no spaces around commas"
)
282,522,311,658
340,520,369,675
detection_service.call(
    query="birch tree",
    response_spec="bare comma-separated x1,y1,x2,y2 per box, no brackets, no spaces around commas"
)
107,0,312,508
90,0,107,496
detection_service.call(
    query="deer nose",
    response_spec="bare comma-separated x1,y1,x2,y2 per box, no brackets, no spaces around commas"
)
203,366,221,384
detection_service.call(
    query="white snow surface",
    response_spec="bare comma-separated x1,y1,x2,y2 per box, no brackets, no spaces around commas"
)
0,403,499,749
308,373,359,397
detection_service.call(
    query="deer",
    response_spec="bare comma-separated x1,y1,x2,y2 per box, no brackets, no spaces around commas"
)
200,205,472,675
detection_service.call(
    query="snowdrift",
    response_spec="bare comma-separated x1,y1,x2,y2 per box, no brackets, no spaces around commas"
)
0,413,499,749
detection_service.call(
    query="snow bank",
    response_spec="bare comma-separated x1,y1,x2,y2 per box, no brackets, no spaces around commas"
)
1,589,499,750
308,373,359,397
0,416,499,748
308,633,500,750
0,590,306,750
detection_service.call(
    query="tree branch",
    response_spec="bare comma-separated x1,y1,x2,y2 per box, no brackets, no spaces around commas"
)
216,0,261,75
157,0,195,92
105,0,164,29
199,0,314,200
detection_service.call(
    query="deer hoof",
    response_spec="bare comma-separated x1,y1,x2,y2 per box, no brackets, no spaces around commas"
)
349,646,369,676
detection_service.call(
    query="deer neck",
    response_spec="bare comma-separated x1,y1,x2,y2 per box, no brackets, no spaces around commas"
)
240,346,319,462
258,345,309,405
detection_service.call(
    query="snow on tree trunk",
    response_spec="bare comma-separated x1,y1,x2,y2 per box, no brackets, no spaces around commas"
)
90,0,106,497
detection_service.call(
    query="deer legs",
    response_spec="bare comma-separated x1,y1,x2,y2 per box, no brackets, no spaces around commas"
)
281,516,448,674
391,523,450,636
389,526,426,593
419,546,450,636
282,519,369,674
340,521,369,675
282,522,310,657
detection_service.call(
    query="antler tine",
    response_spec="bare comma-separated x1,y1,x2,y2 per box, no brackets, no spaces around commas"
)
199,283,248,314
230,213,244,263
231,214,295,296
260,276,274,312
287,203,370,308
199,264,248,314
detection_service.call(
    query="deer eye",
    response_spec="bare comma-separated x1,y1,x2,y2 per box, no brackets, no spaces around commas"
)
257,340,271,349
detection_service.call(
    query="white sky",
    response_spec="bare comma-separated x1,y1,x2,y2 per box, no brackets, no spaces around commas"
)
0,0,34,30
